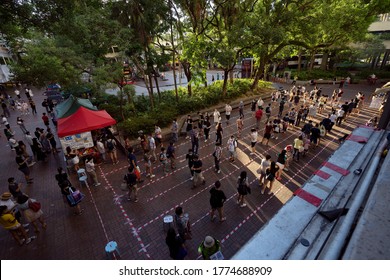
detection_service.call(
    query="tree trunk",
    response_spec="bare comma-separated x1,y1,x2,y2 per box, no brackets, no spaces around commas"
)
147,74,155,109
119,87,125,121
182,61,192,96
153,74,161,101
297,50,302,72
309,50,315,70
320,51,329,70
251,56,266,90
222,69,229,97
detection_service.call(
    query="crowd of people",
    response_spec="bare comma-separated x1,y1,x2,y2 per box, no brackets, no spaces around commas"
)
0,79,373,257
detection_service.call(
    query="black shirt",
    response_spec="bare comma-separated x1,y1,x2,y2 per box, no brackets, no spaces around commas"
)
16,155,28,170
192,159,202,173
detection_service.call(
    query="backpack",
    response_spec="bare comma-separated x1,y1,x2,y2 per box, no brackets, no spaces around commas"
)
107,140,114,151
265,107,271,114
159,152,166,162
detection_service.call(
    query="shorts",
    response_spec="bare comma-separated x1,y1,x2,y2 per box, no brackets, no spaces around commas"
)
310,137,318,144
251,141,257,148
19,166,30,176
226,115,231,120
276,162,284,170
264,133,271,139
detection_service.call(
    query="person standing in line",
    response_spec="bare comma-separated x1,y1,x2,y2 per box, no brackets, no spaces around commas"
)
127,146,142,183
165,228,187,260
106,136,119,164
148,134,157,162
29,99,37,115
198,236,221,260
213,142,223,174
259,155,271,193
85,156,101,187
250,99,257,116
166,142,176,170
16,194,47,233
123,167,138,202
236,171,250,207
215,122,223,145
255,106,263,129
203,116,211,142
143,152,155,178
249,128,258,155
264,103,272,123
236,115,244,138
15,152,33,185
191,126,200,155
227,135,237,162
17,140,34,166
159,147,169,174
225,103,232,124
278,98,285,117
154,125,163,147
293,135,304,162
265,161,279,195
174,206,191,242
191,154,205,189
213,109,221,125
46,128,58,154
2,102,11,117
96,138,106,163
14,88,21,99
261,121,273,146
16,117,28,134
171,118,178,143
184,149,195,180
41,113,50,128
209,180,227,222
185,115,193,140
0,205,35,246
239,101,244,118
24,131,35,155
310,123,321,149
336,107,345,126
275,149,287,180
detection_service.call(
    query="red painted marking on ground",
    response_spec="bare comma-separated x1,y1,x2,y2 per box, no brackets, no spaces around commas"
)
314,170,331,180
98,166,151,259
323,161,350,176
293,188,323,207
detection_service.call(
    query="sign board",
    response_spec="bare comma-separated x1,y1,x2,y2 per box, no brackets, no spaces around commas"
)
59,131,94,151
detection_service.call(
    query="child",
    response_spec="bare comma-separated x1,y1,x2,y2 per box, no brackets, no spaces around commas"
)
159,147,169,174
143,153,155,178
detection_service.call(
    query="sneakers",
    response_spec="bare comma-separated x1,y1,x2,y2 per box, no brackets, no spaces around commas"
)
25,236,37,245
95,183,101,186
150,174,155,178
284,168,289,172
261,189,265,194
28,162,36,167
217,170,221,174
220,217,227,222
134,199,139,203
211,215,216,221
240,204,247,208
190,177,193,181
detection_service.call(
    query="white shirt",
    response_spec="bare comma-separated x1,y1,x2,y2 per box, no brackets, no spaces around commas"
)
227,138,236,152
329,114,337,123
337,109,345,118
24,134,34,146
225,105,232,115
96,141,105,153
2,116,8,125
260,158,270,173
148,136,156,149
213,110,220,123
250,131,258,142
85,160,95,172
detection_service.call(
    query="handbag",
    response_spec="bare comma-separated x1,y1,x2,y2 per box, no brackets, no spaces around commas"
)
266,173,275,181
28,199,41,212
67,188,85,206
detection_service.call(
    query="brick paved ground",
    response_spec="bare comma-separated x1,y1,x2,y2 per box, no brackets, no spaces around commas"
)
0,81,382,260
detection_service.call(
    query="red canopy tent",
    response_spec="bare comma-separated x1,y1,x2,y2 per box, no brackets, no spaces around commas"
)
58,106,116,137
